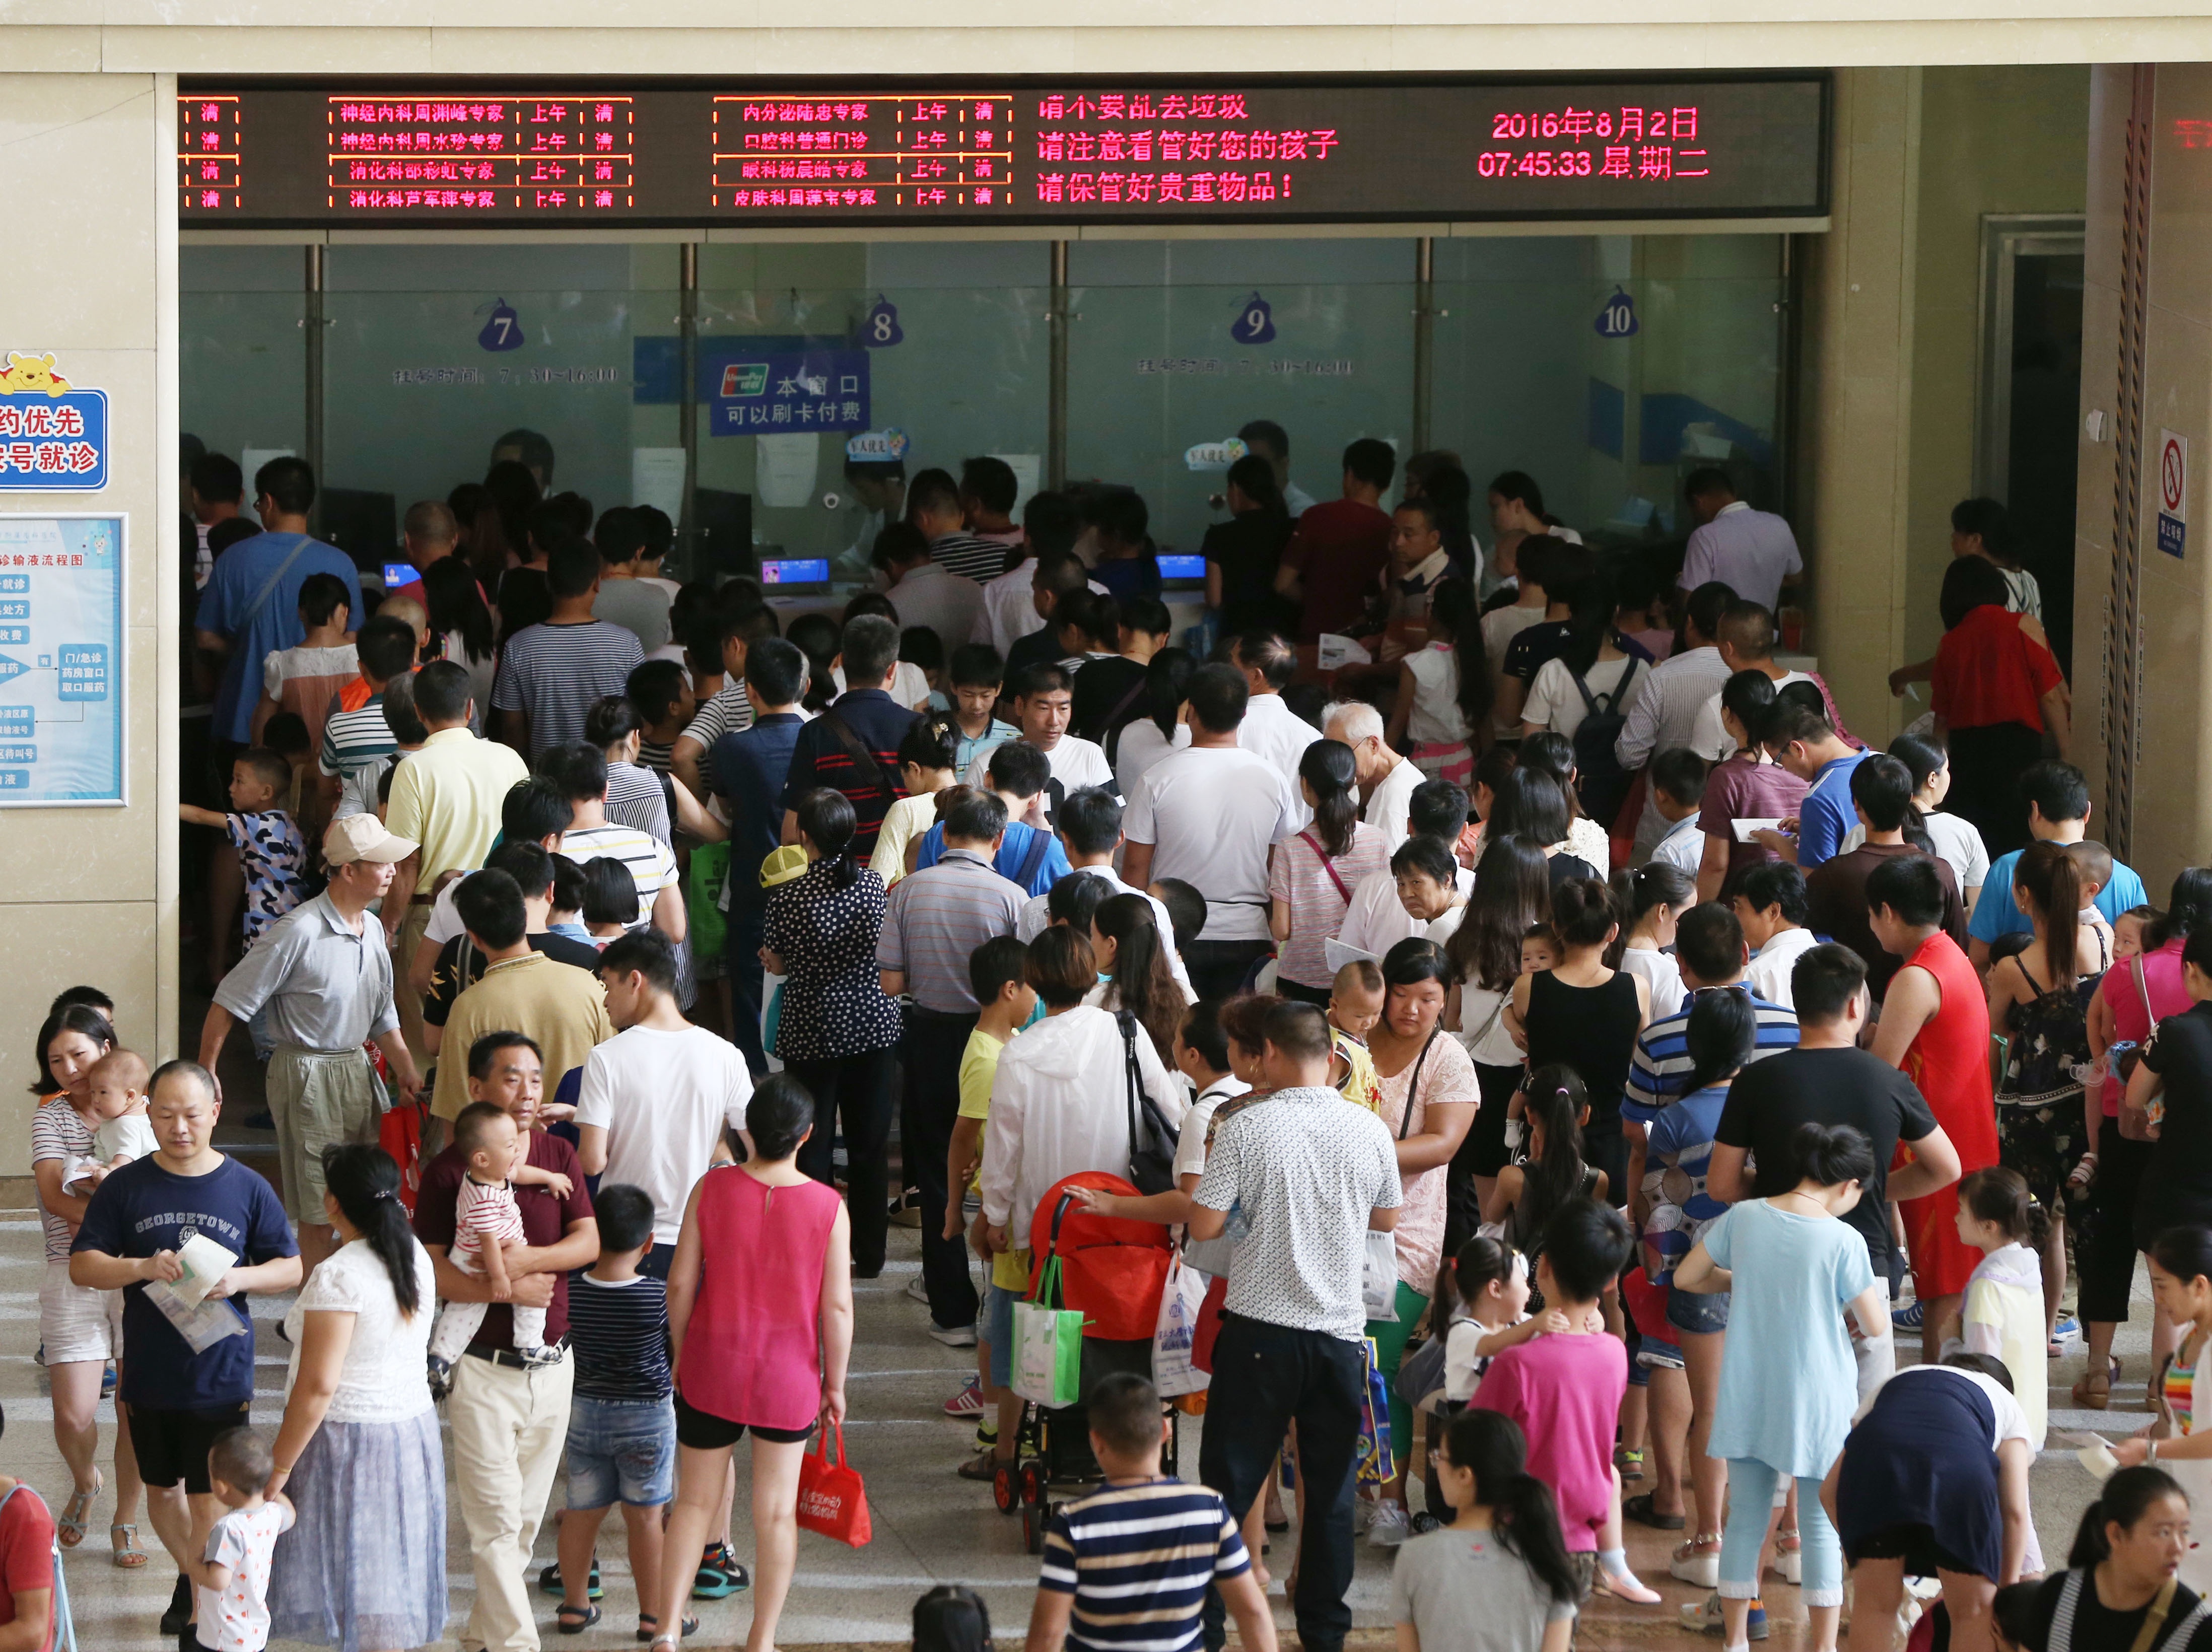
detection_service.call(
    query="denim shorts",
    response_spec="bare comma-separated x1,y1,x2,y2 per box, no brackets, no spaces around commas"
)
1665,1284,1731,1338
982,1282,1018,1390
565,1394,676,1509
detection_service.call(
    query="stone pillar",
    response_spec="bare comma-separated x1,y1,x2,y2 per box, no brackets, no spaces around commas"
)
0,75,179,1167
1798,67,1922,745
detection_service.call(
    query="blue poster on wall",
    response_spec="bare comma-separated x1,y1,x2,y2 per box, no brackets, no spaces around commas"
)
0,354,107,491
0,514,124,807
702,347,871,435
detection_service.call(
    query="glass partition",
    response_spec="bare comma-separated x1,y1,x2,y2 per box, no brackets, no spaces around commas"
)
181,244,307,470
1067,238,1416,559
1430,234,1785,545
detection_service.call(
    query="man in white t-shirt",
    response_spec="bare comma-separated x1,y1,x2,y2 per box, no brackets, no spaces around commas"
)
1230,631,1320,818
1687,599,1848,760
1013,786,1194,996
1324,700,1421,852
1732,861,1822,1012
963,661,1115,823
1122,663,1295,1000
574,928,749,1254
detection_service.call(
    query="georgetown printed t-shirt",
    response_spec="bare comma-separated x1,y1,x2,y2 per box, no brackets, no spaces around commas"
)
73,1154,298,1410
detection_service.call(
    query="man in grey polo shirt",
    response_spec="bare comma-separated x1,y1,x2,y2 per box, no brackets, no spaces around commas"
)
1189,999,1401,1652
200,812,422,1273
879,789,1025,1342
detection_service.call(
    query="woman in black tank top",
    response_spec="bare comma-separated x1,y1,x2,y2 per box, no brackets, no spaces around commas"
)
1509,874,1651,1206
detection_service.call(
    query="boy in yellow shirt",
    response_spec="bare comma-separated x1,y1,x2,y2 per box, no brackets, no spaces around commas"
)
944,935,1039,1477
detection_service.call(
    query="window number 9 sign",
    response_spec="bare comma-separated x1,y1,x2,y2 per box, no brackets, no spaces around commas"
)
1230,292,1276,345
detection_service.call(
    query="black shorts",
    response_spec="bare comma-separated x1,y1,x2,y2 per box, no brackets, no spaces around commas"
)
128,1402,252,1493
673,1393,812,1451
1849,1521,1978,1578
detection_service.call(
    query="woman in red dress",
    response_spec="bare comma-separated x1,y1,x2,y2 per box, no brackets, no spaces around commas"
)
1867,854,1997,1362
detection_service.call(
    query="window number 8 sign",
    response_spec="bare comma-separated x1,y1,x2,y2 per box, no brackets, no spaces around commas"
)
864,297,903,348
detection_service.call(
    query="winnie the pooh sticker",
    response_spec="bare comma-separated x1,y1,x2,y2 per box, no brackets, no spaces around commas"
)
0,354,105,490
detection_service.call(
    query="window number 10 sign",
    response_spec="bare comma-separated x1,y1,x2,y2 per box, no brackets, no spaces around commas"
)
1595,286,1639,338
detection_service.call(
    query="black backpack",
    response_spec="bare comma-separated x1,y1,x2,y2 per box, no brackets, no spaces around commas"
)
1568,654,1639,830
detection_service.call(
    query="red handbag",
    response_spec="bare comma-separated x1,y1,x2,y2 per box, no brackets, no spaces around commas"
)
796,1421,872,1547
365,1044,425,1212
1191,1274,1230,1373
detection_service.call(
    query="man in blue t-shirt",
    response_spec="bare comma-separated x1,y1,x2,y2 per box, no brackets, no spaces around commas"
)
914,738,1072,897
708,637,809,1076
71,1060,300,1643
193,456,364,744
1761,698,1866,870
1968,758,2150,969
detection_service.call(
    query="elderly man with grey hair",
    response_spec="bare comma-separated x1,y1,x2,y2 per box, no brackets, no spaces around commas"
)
1323,699,1420,852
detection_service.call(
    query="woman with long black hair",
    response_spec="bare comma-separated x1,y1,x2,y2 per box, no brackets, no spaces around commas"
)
1111,646,1194,803
267,1144,446,1652
1930,554,2069,856
1269,738,1391,1004
761,787,901,1276
1089,893,1188,1064
1203,453,1295,636
422,554,496,730
1445,833,1550,1244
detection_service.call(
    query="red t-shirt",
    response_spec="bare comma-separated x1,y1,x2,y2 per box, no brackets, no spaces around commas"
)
414,1129,593,1351
0,1484,55,1652
1930,605,2062,731
1280,498,1391,642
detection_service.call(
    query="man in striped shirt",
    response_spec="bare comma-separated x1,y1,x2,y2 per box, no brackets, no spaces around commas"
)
315,612,416,818
543,741,686,945
907,465,1009,584
492,536,645,759
1621,902,1800,1126
1030,1373,1277,1652
779,613,916,855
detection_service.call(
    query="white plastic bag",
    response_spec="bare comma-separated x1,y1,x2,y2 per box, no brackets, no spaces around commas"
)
1361,1229,1400,1322
1151,1254,1210,1397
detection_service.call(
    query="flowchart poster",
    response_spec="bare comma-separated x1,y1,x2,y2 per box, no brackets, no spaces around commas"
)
0,516,124,806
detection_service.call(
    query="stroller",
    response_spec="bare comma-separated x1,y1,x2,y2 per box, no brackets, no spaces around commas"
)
993,1171,1183,1553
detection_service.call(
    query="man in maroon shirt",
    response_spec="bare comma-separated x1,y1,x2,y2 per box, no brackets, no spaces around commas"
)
414,1031,597,1652
1274,438,1396,642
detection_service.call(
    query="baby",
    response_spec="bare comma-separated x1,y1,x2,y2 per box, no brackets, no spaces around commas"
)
62,1049,155,1194
1326,958,1384,1113
427,1102,573,1382
1521,922,1562,976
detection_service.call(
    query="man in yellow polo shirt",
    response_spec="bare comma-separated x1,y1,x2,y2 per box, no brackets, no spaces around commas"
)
384,659,530,1066
430,868,613,1124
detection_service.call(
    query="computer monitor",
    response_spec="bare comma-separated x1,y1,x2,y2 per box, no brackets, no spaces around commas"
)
1157,552,1206,590
317,488,397,570
383,562,421,593
758,557,831,595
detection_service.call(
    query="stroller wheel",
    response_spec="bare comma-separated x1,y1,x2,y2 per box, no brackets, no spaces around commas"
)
1022,1463,1046,1506
993,1461,1018,1515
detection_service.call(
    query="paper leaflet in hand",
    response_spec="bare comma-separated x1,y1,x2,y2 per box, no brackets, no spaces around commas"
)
143,1234,248,1353
2064,1431,2120,1481
1317,634,1372,670
1325,937,1380,975
1733,818,1785,844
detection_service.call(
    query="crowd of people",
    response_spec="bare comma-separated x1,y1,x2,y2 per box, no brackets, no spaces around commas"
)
13,428,2212,1652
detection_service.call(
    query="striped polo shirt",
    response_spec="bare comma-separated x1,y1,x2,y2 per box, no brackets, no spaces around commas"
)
1622,984,1800,1125
318,690,397,777
876,848,1025,1012
567,1271,672,1402
1038,1477,1249,1652
490,620,645,758
559,822,679,929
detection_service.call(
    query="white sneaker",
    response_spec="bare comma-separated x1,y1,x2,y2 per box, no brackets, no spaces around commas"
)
904,1277,931,1304
1367,1500,1410,1548
1351,1497,1376,1534
928,1323,979,1348
1671,1540,1721,1589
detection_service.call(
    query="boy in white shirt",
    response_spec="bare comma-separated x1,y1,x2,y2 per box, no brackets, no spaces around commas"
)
1646,748,1710,877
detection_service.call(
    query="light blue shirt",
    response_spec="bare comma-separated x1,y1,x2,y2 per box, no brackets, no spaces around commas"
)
1701,1198,1875,1477
1968,846,2148,942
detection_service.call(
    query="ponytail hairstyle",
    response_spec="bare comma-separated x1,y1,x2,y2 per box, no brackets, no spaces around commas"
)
1958,1164,2052,1253
1549,876,1616,952
1424,577,1493,738
1521,1063,1589,1228
1889,730,1949,804
2012,839,2083,993
1791,1121,1876,1189
1298,738,1361,859
1093,893,1181,1066
321,1144,421,1317
2150,867,2212,950
1448,1235,1524,1321
1449,834,1549,994
1606,861,1697,966
795,786,861,888
2067,1465,2189,1570
2150,1224,2212,1294
1441,1410,1580,1605
1516,732,1588,825
1683,987,1757,1095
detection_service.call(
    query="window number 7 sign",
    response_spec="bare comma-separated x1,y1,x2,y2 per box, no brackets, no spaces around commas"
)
477,298,525,353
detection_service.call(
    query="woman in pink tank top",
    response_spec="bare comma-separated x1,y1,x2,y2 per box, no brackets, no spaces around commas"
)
653,1075,852,1652
2081,874,2212,1409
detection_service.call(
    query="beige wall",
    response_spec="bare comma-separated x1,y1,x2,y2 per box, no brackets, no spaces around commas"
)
1902,66,2091,669
0,75,177,1172
2075,64,2212,896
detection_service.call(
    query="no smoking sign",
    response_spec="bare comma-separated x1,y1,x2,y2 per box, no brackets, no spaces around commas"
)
2159,428,2189,559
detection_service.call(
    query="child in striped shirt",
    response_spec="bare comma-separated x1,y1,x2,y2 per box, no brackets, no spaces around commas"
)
1028,1374,1277,1652
427,1104,570,1378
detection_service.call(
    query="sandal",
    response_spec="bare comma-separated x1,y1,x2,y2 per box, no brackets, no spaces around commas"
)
1623,1492,1686,1532
109,1522,147,1569
2074,1354,2121,1411
56,1472,99,1548
2068,1152,2098,1192
637,1615,698,1643
557,1604,601,1635
1616,1447,1645,1483
1769,1526,1803,1585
